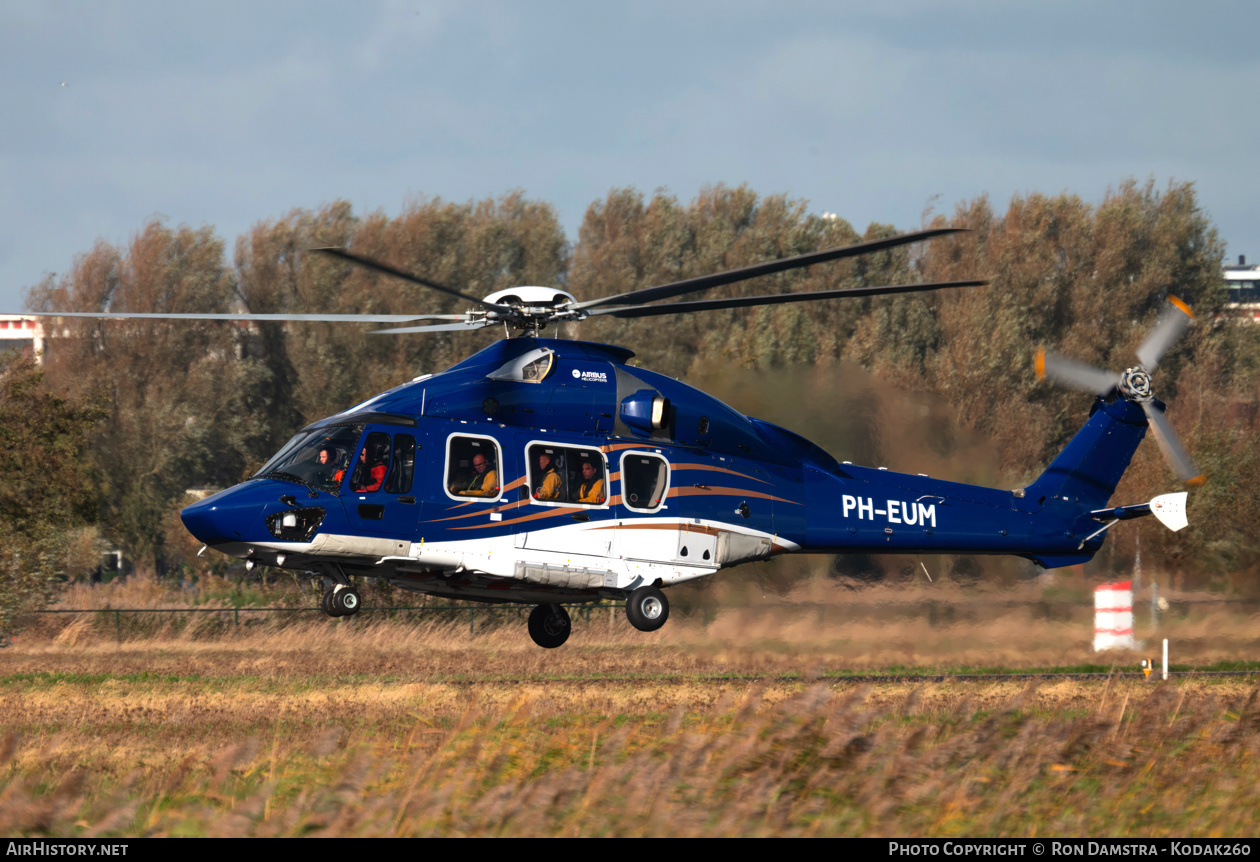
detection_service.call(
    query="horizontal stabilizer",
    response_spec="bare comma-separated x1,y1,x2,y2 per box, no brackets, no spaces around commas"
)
1089,491,1189,532
1150,492,1188,532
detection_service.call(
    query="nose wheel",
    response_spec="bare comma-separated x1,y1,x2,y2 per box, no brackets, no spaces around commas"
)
527,603,571,648
322,586,361,617
625,585,669,632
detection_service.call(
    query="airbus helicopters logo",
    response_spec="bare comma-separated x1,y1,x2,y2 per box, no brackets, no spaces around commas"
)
571,367,609,383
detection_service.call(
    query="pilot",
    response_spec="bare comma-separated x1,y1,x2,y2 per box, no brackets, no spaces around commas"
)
534,452,562,500
453,452,498,497
342,440,389,492
312,447,338,486
576,459,605,504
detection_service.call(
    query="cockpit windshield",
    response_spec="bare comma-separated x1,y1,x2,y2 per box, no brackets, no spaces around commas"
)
254,424,364,492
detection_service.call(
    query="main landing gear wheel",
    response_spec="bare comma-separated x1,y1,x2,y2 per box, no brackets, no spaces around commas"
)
528,603,571,649
333,587,361,616
323,586,361,617
625,585,669,632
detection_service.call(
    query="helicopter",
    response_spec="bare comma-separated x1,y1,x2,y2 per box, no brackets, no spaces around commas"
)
24,227,1201,648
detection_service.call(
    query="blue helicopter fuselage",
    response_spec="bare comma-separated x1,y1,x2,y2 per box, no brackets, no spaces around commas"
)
181,337,1149,603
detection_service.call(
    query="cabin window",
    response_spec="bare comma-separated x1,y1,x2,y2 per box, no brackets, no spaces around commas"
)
527,443,607,506
446,435,502,499
384,433,416,495
255,423,363,493
621,452,669,512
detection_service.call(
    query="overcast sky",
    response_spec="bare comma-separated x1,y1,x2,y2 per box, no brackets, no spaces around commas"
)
2,0,1256,309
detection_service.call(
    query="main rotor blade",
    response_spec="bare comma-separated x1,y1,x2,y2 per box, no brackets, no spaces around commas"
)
1135,296,1194,372
368,320,493,335
11,310,453,323
589,279,987,319
573,227,968,311
1140,400,1205,485
1036,348,1118,396
311,247,516,314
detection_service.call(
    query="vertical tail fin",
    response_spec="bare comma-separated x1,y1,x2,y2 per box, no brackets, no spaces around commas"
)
1025,398,1148,510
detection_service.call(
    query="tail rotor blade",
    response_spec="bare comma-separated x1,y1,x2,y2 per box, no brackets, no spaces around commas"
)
1140,400,1205,485
1036,348,1118,396
1136,296,1194,371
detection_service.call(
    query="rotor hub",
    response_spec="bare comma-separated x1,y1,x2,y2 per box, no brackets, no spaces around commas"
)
1119,367,1153,402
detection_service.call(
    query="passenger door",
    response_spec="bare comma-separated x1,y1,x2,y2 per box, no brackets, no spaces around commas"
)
515,440,613,559
614,450,681,564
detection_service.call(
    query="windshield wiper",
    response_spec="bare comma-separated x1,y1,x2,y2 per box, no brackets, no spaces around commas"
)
262,471,331,499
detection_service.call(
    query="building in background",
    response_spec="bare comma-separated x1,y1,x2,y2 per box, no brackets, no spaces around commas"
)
0,315,44,361
1225,255,1260,322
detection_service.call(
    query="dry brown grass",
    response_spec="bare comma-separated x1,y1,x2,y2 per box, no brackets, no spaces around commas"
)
3,660,1259,837
6,573,1260,836
4,597,1260,836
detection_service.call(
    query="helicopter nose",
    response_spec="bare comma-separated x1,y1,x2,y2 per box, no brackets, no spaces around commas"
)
180,489,261,546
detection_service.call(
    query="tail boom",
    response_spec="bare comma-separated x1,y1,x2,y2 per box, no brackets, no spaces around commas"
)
798,396,1149,569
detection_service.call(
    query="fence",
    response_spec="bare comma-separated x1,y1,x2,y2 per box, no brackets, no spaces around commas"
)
16,596,1258,644
23,604,611,643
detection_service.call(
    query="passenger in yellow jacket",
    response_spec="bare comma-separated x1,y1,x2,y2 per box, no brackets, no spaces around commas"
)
454,453,498,497
576,460,605,504
534,452,563,500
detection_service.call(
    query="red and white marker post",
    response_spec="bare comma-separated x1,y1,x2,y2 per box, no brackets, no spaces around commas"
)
1094,580,1138,652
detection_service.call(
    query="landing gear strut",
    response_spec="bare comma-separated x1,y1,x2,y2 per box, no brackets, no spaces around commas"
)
528,603,571,648
322,585,361,617
626,585,669,632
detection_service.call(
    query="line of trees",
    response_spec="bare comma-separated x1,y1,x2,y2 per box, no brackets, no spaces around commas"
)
22,180,1259,592
0,352,106,633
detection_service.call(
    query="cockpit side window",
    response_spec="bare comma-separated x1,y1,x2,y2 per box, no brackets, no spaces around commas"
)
348,431,392,492
446,435,501,499
621,452,669,512
384,434,416,495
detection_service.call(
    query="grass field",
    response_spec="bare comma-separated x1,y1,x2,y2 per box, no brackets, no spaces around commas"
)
4,578,1260,837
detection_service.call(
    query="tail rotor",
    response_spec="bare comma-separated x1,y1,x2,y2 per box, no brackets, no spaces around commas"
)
1035,297,1204,486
